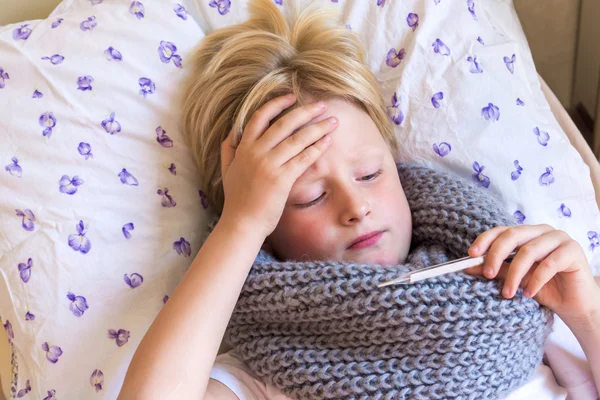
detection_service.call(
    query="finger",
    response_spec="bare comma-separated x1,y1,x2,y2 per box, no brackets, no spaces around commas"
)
481,224,555,280
502,230,568,298
524,240,582,298
241,94,297,145
220,130,236,174
257,101,329,152
468,226,509,257
282,134,332,181
270,116,339,167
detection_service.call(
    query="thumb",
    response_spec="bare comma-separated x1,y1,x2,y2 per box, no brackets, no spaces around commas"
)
220,130,237,175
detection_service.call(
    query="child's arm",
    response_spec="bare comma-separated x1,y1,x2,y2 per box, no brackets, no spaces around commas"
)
466,224,600,392
117,93,337,400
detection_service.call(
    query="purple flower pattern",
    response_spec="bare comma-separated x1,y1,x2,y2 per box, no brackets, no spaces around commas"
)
130,1,145,19
67,291,89,316
0,67,10,89
588,231,599,252
158,41,183,68
139,77,155,97
539,167,555,186
433,142,451,157
174,4,188,20
68,220,92,254
431,92,444,108
169,163,177,175
108,329,130,347
481,103,500,121
407,13,418,31
16,380,31,398
173,237,191,257
387,92,404,125
432,39,450,56
156,126,173,147
13,25,32,41
105,47,123,61
124,273,143,288
472,161,490,188
78,142,93,160
42,342,63,363
33,90,43,98
557,203,572,218
122,222,134,239
80,16,97,31
377,0,385,6
51,18,63,29
3,320,13,340
43,390,57,400
59,175,84,195
199,190,209,209
511,160,523,181
516,98,525,106
157,187,176,207
477,36,485,45
18,258,32,283
15,209,35,231
39,112,57,138
209,0,231,15
89,0,103,4
77,76,94,91
533,127,550,146
513,211,526,224
386,48,405,68
467,0,477,20
102,112,122,135
41,54,65,65
118,168,139,186
467,56,483,73
504,54,516,74
90,370,104,393
25,312,35,321
5,157,22,177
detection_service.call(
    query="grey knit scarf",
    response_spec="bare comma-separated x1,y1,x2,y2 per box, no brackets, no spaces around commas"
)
212,162,554,400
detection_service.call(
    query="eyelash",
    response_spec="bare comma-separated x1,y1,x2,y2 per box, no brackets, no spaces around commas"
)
295,169,383,209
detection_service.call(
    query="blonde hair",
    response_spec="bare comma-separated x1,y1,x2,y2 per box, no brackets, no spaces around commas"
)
182,0,398,215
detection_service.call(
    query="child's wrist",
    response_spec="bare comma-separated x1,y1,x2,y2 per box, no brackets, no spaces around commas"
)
561,286,600,333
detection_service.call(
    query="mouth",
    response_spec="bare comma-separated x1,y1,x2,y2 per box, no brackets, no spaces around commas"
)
347,230,384,250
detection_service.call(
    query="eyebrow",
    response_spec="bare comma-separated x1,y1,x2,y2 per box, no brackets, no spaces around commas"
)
300,149,385,181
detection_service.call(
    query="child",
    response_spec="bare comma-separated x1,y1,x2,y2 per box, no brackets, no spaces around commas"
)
118,1,600,399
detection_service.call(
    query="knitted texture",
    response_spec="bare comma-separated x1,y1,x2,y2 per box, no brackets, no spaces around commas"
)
215,163,554,400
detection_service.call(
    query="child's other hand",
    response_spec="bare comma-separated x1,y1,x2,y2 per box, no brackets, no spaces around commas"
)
220,94,338,238
464,224,600,323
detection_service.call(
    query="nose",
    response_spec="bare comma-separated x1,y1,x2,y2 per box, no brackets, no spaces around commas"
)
339,187,371,225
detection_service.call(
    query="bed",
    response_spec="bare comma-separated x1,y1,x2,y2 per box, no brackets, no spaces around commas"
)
1,0,599,399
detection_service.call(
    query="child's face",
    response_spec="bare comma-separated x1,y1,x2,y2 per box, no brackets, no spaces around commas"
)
266,98,412,266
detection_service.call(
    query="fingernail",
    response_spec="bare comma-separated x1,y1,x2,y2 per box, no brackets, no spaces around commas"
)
484,267,494,277
316,101,325,109
329,117,338,124
502,286,511,298
470,245,479,254
286,93,295,99
323,135,331,143
523,288,532,298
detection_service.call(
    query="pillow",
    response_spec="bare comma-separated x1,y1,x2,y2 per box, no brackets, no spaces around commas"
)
0,1,209,398
189,0,600,273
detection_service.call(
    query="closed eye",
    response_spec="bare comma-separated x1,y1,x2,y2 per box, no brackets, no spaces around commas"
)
295,170,383,209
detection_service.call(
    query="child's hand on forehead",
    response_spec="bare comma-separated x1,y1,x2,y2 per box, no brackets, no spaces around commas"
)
219,94,339,238
464,224,600,324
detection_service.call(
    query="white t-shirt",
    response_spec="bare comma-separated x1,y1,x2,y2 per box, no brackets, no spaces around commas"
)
209,350,568,400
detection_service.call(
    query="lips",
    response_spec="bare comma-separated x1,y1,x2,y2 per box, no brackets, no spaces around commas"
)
347,231,384,250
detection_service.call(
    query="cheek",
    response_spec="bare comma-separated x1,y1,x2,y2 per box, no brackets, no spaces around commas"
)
278,211,331,254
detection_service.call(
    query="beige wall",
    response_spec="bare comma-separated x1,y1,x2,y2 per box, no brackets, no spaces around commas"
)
0,0,60,26
573,0,600,119
514,0,580,109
